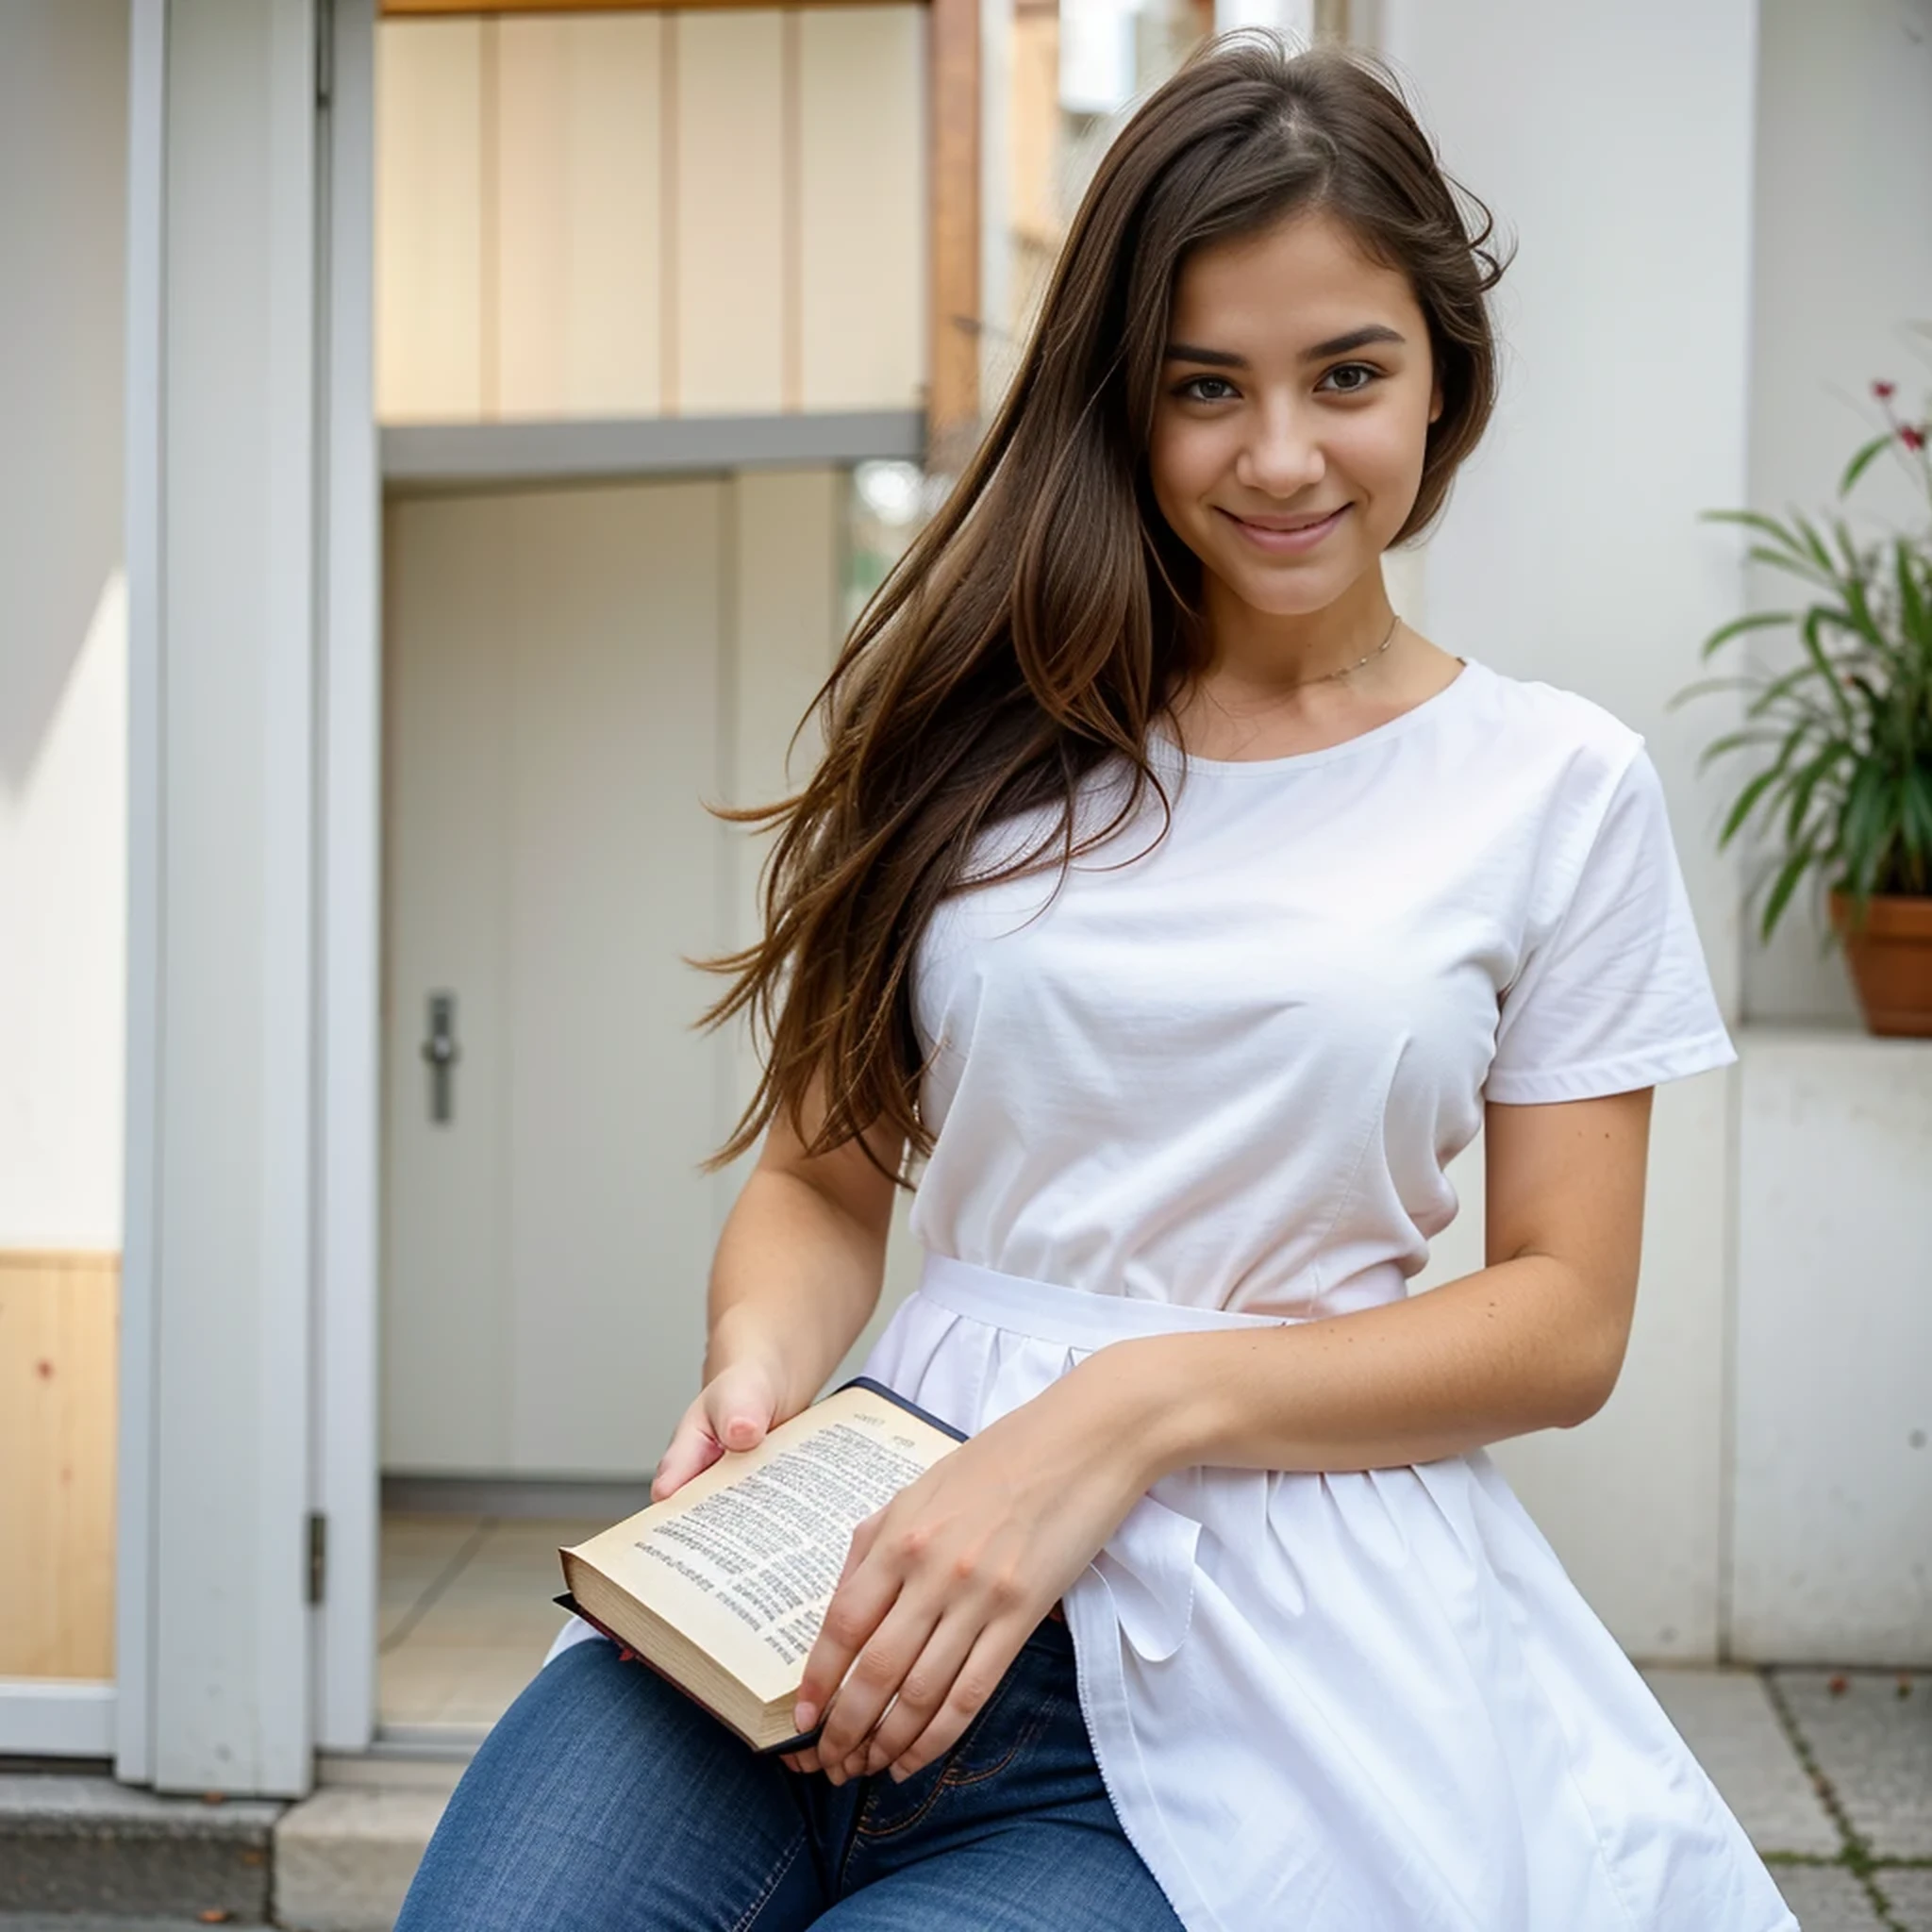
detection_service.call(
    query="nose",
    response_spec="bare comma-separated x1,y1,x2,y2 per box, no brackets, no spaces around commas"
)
1234,396,1325,499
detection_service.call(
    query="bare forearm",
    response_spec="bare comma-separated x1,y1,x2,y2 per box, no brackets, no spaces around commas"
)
704,1165,889,1417
1065,1257,1628,1488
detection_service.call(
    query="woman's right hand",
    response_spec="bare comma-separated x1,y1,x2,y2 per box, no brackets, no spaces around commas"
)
651,1356,790,1503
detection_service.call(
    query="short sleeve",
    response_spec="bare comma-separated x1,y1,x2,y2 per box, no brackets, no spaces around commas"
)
1484,746,1736,1105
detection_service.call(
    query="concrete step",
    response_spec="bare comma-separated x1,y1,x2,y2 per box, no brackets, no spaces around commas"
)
0,1774,282,1922
0,1918,255,1931
272,1773,457,1932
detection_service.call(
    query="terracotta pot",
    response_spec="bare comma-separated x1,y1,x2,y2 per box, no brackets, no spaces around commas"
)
1828,891,1932,1037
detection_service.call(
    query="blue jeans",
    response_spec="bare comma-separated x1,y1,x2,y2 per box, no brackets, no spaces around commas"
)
394,1613,1184,1929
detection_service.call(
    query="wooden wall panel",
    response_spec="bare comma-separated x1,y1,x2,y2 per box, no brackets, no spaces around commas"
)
376,19,486,421
926,0,978,462
0,1253,117,1680
376,7,928,424
673,11,787,414
799,8,926,410
495,15,664,417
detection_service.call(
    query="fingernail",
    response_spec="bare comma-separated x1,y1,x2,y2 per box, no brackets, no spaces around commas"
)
890,1765,908,1784
792,1702,816,1733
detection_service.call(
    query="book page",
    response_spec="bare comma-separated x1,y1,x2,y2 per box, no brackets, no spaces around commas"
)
641,1421,927,1665
571,1386,958,1698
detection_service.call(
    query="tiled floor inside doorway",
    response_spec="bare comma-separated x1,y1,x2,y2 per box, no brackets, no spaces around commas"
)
378,1512,606,1740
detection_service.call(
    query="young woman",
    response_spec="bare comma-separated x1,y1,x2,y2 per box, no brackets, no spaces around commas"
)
398,37,1797,1932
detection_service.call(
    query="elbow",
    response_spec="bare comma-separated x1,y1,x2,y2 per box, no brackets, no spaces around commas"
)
1557,1325,1631,1430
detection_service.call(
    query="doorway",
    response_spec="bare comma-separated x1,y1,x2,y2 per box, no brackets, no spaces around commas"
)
374,466,864,1739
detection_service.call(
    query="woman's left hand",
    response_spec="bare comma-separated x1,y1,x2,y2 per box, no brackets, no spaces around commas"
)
775,1376,1149,1784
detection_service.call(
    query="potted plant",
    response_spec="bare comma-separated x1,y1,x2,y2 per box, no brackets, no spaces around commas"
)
1677,353,1932,1036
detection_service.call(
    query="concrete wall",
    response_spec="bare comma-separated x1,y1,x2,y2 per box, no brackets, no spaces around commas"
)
0,0,129,1251
1381,0,1758,1658
1742,0,1932,1024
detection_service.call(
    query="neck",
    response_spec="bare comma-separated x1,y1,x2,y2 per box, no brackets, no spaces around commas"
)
1195,566,1398,697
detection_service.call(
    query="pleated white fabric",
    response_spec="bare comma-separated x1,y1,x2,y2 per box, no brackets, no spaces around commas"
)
859,1252,1797,1932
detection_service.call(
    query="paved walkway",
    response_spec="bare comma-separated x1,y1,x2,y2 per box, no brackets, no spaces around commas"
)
1644,1666,1930,1930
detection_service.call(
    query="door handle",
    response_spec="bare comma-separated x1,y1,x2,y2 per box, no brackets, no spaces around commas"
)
422,991,460,1124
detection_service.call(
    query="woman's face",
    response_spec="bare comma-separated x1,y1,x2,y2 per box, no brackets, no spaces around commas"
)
1146,208,1442,622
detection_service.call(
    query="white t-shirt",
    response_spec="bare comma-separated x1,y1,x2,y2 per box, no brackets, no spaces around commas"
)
906,654,1735,1314
551,656,1785,1927
854,655,1786,1928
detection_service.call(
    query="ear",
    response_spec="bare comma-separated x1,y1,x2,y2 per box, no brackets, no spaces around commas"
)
1428,379,1444,426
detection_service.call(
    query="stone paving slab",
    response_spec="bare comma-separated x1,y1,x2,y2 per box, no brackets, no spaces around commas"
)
1876,1863,1932,1932
1774,1672,1932,1858
1643,1667,1841,1856
1770,1863,1887,1930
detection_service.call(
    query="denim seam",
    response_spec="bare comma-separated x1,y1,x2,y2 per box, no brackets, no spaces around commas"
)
725,1826,808,1932
848,1693,1058,1844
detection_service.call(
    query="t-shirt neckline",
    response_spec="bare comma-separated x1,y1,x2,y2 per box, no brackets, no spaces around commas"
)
1147,656,1481,776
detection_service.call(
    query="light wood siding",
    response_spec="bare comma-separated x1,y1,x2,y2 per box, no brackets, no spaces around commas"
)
798,8,925,411
375,9,926,423
0,1253,116,1680
376,18,486,421
496,15,665,417
674,12,787,414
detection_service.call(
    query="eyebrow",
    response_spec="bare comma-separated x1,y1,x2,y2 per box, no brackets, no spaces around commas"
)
1163,325,1407,367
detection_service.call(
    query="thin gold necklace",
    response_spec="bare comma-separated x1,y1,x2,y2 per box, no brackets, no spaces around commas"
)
1285,610,1402,691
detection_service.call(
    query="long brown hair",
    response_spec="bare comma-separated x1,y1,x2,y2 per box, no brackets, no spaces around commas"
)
702,33,1509,1180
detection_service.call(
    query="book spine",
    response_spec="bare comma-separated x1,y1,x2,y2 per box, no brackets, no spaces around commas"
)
552,1594,824,1757
831,1374,970,1443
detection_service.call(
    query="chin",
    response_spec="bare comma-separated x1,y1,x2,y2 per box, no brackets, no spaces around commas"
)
1220,559,1357,619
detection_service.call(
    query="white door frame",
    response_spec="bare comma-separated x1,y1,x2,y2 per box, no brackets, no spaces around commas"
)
112,0,330,1793
314,0,383,1756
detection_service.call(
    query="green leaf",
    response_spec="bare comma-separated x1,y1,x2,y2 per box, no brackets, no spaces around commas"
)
1694,725,1793,767
1896,540,1931,651
1791,511,1838,576
1670,675,1760,711
1745,544,1840,591
1719,764,1789,846
1697,608,1794,659
1840,761,1890,891
1783,741,1852,846
1702,508,1813,554
1840,431,1895,497
1799,609,1860,733
1759,839,1817,941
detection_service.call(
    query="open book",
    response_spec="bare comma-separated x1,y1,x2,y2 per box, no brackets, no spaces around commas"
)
558,1377,966,1753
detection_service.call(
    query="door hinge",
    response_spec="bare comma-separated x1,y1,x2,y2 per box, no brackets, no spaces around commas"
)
308,1510,328,1606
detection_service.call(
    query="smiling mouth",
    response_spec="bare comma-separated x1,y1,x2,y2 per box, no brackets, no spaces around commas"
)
1235,508,1342,530
1218,505,1351,546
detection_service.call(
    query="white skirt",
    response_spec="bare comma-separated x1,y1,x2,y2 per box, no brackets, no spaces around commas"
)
860,1253,1797,1932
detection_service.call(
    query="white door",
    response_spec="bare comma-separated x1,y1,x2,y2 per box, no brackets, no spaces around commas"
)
381,478,730,1478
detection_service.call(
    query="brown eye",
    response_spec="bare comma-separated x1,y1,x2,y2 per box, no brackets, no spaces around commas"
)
1320,362,1380,395
1176,375,1239,403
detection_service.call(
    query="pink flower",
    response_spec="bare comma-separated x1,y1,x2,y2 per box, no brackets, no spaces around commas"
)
1902,425,1925,452
1874,380,1897,400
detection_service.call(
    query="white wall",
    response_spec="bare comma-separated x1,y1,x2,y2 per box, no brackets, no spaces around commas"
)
1381,0,1758,1657
1741,0,1932,1023
0,1,129,1251
1731,1032,1932,1665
